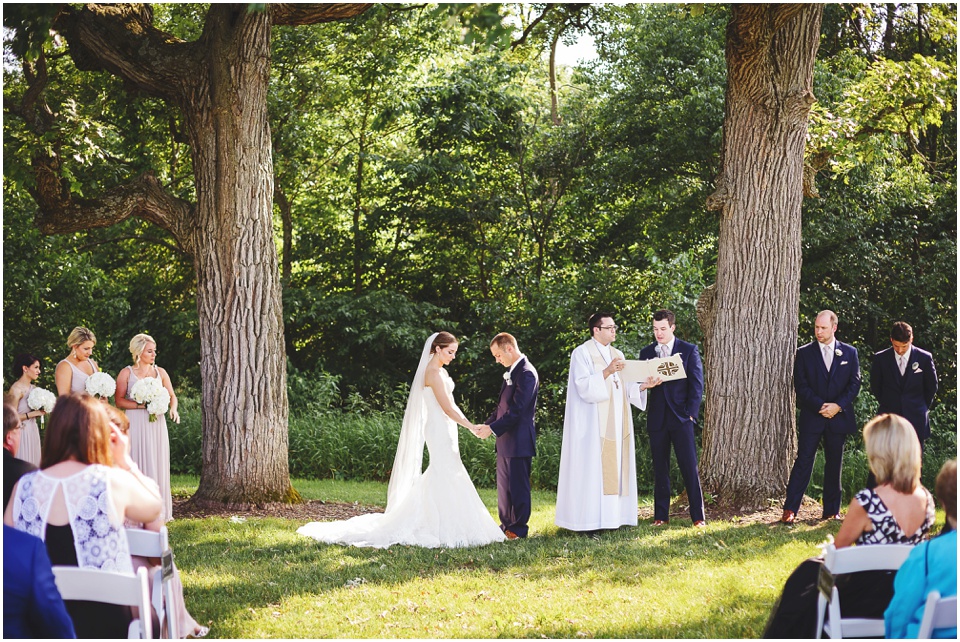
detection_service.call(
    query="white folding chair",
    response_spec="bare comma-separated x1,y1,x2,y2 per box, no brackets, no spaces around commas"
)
916,590,958,638
52,566,152,639
126,526,179,639
815,543,914,639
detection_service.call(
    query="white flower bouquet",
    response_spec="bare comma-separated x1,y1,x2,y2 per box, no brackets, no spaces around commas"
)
27,387,57,413
85,372,116,399
129,376,171,422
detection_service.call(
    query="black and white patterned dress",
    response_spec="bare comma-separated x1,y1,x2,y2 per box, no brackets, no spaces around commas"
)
853,487,935,545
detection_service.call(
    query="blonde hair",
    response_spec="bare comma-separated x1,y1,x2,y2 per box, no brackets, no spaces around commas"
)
66,326,96,349
129,333,156,365
864,414,922,493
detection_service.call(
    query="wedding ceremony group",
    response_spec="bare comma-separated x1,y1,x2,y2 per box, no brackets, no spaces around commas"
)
3,2,957,639
3,309,957,639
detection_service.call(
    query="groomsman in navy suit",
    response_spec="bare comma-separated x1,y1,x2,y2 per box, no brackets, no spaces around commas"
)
633,309,706,526
478,333,539,539
869,321,937,482
782,310,861,524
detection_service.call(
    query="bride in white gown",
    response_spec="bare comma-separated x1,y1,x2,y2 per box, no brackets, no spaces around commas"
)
297,332,506,548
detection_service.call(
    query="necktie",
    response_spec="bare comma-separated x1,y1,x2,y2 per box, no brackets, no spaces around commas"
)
660,344,668,358
823,344,833,371
898,354,907,376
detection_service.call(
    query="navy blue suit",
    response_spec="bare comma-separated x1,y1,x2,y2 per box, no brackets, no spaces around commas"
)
486,356,539,537
639,339,705,523
870,346,937,445
784,340,861,516
3,525,77,639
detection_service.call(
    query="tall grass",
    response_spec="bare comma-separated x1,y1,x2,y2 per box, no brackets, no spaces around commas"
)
169,378,956,500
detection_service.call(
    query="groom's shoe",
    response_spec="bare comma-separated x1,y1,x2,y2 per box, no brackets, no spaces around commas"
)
504,530,519,540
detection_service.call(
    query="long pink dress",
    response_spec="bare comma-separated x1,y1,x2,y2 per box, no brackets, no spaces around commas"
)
15,386,41,466
124,365,173,523
60,358,98,394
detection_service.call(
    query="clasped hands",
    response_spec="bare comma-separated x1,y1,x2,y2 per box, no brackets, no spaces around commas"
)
469,423,493,439
819,402,841,419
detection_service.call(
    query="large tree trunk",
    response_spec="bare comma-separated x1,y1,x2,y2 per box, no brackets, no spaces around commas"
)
185,7,294,504
700,4,823,510
29,3,370,506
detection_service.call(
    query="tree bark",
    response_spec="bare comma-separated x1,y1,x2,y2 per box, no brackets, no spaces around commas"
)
700,4,823,510
34,2,370,506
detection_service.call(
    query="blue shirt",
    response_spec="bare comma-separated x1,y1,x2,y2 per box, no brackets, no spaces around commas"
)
885,529,957,638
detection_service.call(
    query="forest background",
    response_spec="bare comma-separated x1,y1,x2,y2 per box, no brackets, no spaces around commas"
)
3,3,956,498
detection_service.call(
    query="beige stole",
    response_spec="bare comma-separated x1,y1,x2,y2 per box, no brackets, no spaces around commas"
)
588,341,632,496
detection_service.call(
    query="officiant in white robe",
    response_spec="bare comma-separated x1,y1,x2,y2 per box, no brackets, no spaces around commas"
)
555,314,638,532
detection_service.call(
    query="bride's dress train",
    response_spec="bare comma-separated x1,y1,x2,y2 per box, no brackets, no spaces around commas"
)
297,370,505,548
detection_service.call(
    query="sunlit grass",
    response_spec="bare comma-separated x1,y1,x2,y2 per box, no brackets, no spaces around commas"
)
162,476,884,638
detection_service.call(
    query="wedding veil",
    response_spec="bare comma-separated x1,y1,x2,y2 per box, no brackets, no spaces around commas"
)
385,332,437,511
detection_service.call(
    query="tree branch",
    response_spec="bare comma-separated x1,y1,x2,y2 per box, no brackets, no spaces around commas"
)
270,3,373,26
53,3,199,102
511,4,556,49
32,158,196,257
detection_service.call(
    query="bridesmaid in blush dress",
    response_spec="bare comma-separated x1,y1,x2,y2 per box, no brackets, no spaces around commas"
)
7,353,45,466
54,326,100,396
115,333,179,523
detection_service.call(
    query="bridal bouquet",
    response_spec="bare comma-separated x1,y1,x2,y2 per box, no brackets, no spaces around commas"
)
130,377,171,422
27,387,56,413
85,372,116,399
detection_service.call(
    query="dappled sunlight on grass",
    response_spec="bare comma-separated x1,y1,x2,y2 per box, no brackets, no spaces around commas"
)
164,479,853,638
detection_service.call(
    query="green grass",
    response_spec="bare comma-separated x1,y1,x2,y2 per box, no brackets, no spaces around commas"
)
162,476,921,638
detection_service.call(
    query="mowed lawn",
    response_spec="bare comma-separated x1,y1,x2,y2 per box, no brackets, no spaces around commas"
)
168,475,863,639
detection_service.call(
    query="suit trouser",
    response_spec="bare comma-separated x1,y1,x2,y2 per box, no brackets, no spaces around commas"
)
649,414,705,522
497,455,532,537
784,428,847,516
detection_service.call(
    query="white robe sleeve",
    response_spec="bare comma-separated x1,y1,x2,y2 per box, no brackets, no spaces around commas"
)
571,345,609,405
628,383,647,410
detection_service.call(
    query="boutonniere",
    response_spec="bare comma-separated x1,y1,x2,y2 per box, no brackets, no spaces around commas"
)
504,371,513,386
835,349,842,357
911,362,920,372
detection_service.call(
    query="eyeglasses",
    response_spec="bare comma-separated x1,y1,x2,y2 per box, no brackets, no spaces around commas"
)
599,325,618,331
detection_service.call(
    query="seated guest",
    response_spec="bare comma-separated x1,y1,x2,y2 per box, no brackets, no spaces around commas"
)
3,524,76,638
105,405,208,639
763,414,935,638
4,393,162,638
4,402,37,509
885,459,957,639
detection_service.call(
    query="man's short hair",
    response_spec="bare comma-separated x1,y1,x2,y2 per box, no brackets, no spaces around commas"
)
588,312,615,336
817,310,838,326
890,321,913,343
653,309,675,326
490,333,518,350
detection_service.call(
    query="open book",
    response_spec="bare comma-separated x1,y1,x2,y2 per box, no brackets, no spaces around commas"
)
620,355,686,383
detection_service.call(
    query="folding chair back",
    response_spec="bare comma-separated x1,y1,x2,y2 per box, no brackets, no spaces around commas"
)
815,543,914,639
126,526,178,639
916,590,958,639
52,566,152,639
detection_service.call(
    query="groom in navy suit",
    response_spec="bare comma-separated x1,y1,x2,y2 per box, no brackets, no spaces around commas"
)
635,309,706,526
869,321,937,486
478,333,539,539
782,310,861,524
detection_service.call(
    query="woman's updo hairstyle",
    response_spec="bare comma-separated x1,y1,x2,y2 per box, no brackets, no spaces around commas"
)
431,332,458,354
129,333,156,365
66,326,96,349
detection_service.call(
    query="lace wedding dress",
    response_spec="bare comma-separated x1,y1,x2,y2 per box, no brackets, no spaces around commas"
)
297,334,506,549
